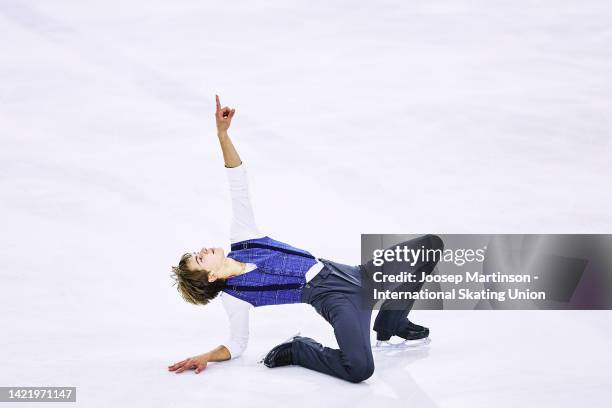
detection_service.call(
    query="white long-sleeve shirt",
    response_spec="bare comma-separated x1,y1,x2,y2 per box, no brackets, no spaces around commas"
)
220,164,324,359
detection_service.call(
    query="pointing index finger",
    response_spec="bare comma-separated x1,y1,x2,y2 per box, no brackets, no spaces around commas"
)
215,94,221,111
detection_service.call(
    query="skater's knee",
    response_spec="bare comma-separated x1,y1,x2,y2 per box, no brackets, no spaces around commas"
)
345,359,375,383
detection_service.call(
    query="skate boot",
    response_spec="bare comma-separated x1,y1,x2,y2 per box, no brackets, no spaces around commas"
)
374,320,431,350
396,320,429,340
258,332,300,367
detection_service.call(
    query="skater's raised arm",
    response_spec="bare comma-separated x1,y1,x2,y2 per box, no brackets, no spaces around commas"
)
214,95,263,242
215,94,241,168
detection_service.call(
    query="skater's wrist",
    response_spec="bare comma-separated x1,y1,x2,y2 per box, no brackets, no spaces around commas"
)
202,345,232,362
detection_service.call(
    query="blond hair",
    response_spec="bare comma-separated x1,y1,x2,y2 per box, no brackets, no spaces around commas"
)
170,253,225,305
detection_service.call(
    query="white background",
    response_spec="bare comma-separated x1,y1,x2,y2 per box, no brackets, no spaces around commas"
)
1,1,611,407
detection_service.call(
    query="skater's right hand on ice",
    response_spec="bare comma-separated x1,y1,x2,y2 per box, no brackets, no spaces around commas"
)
168,353,209,374
215,94,235,134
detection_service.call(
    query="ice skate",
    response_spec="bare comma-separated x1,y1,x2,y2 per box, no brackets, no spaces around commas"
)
374,319,430,350
373,336,431,350
395,320,430,341
257,332,301,364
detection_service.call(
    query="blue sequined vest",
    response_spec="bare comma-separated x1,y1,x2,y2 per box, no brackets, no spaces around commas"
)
222,236,318,307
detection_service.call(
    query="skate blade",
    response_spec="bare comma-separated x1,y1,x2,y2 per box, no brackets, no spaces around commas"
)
257,331,301,364
373,337,431,351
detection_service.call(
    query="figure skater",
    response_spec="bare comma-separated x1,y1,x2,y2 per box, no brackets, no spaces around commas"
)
167,95,444,383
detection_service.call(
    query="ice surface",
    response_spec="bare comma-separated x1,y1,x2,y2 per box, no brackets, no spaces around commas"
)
1,1,611,407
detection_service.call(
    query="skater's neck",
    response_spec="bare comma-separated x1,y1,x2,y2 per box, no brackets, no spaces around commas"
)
218,258,247,279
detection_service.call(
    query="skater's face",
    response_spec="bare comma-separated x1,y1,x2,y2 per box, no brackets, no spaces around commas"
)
186,247,225,280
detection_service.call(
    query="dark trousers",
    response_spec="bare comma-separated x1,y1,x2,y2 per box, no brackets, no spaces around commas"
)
293,234,444,383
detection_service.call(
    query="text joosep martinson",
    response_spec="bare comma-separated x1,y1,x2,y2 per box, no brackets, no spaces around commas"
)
369,244,546,302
